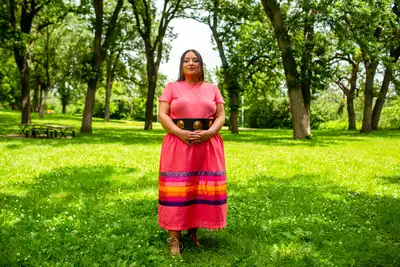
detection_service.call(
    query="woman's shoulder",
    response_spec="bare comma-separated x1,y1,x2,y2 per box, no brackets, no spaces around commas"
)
166,81,180,87
164,81,181,91
201,81,218,89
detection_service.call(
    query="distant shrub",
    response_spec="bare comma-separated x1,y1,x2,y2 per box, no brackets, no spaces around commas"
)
318,120,349,130
246,97,291,129
310,91,343,129
380,97,400,129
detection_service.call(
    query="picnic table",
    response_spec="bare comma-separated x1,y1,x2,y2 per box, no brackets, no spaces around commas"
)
18,124,75,138
44,124,75,138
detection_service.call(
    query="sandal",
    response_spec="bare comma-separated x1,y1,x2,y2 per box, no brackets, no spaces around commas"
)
167,237,182,256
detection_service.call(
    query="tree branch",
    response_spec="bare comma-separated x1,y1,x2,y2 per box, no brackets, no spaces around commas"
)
335,79,350,95
129,0,145,38
101,0,124,60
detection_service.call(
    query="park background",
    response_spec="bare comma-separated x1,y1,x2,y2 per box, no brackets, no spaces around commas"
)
1,0,400,266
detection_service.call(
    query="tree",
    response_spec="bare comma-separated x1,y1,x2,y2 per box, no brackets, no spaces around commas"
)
203,0,241,133
128,0,184,130
332,0,396,132
371,2,400,130
187,0,280,133
53,14,92,115
1,0,66,124
103,9,140,122
333,50,361,130
261,0,313,138
31,26,60,118
80,0,124,133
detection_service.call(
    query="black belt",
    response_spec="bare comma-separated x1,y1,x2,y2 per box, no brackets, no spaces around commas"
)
172,118,214,131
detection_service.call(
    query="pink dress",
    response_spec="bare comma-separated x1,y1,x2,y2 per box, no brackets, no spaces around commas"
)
158,81,227,230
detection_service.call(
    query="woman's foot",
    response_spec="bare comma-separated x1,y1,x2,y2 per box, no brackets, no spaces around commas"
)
167,237,181,256
188,228,201,247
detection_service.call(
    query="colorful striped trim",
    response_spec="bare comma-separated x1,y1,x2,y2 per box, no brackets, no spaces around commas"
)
159,198,227,207
159,179,226,187
160,176,226,182
159,195,227,202
159,170,226,177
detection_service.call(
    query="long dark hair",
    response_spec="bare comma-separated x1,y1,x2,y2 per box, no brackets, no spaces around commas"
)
177,49,205,82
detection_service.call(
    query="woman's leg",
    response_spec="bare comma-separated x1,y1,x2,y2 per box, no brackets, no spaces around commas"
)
168,230,181,255
188,228,200,247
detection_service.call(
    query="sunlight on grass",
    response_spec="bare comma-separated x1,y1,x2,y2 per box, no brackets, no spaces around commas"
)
1,110,400,266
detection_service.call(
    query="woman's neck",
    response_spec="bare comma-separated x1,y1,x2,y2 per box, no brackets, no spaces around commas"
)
184,76,200,84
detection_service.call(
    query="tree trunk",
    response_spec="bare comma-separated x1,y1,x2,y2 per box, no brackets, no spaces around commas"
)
19,57,31,124
289,88,311,139
222,69,239,134
261,0,311,139
360,61,378,133
61,86,68,114
229,90,239,133
39,82,43,111
13,47,31,123
39,84,48,118
81,0,102,134
371,47,400,130
81,78,98,133
371,67,392,130
10,0,34,125
347,94,356,130
347,61,359,130
104,60,113,122
32,76,40,112
144,62,157,130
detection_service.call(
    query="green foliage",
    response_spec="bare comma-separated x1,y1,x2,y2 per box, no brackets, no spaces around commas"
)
246,97,291,129
380,97,400,129
131,97,147,121
310,89,343,129
45,94,61,112
0,50,20,109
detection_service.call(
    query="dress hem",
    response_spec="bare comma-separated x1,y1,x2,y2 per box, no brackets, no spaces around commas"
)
158,222,227,231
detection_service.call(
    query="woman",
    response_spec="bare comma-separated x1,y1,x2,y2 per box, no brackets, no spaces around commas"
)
158,49,227,256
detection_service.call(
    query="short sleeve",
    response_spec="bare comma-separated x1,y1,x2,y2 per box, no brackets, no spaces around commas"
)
159,82,173,104
215,86,225,104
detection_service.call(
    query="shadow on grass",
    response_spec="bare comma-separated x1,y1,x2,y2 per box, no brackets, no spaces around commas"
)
0,165,167,266
2,110,400,148
3,127,392,150
1,166,400,266
0,128,166,148
376,176,400,185
222,175,400,266
221,130,372,147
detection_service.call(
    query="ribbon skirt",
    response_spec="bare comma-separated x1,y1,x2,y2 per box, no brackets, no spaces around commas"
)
158,133,227,230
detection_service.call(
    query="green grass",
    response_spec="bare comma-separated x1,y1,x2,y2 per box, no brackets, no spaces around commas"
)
1,110,400,266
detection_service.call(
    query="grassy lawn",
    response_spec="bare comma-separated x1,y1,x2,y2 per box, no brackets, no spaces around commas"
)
1,110,400,266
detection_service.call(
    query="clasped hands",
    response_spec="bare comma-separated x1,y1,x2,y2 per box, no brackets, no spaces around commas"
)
178,129,215,146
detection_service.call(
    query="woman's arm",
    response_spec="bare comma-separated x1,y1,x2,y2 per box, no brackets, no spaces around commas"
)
158,101,194,144
208,103,225,135
193,103,225,144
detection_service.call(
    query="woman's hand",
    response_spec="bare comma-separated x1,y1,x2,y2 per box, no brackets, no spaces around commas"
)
190,130,216,144
175,130,194,146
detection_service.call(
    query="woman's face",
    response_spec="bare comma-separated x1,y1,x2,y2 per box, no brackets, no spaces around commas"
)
182,51,200,78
